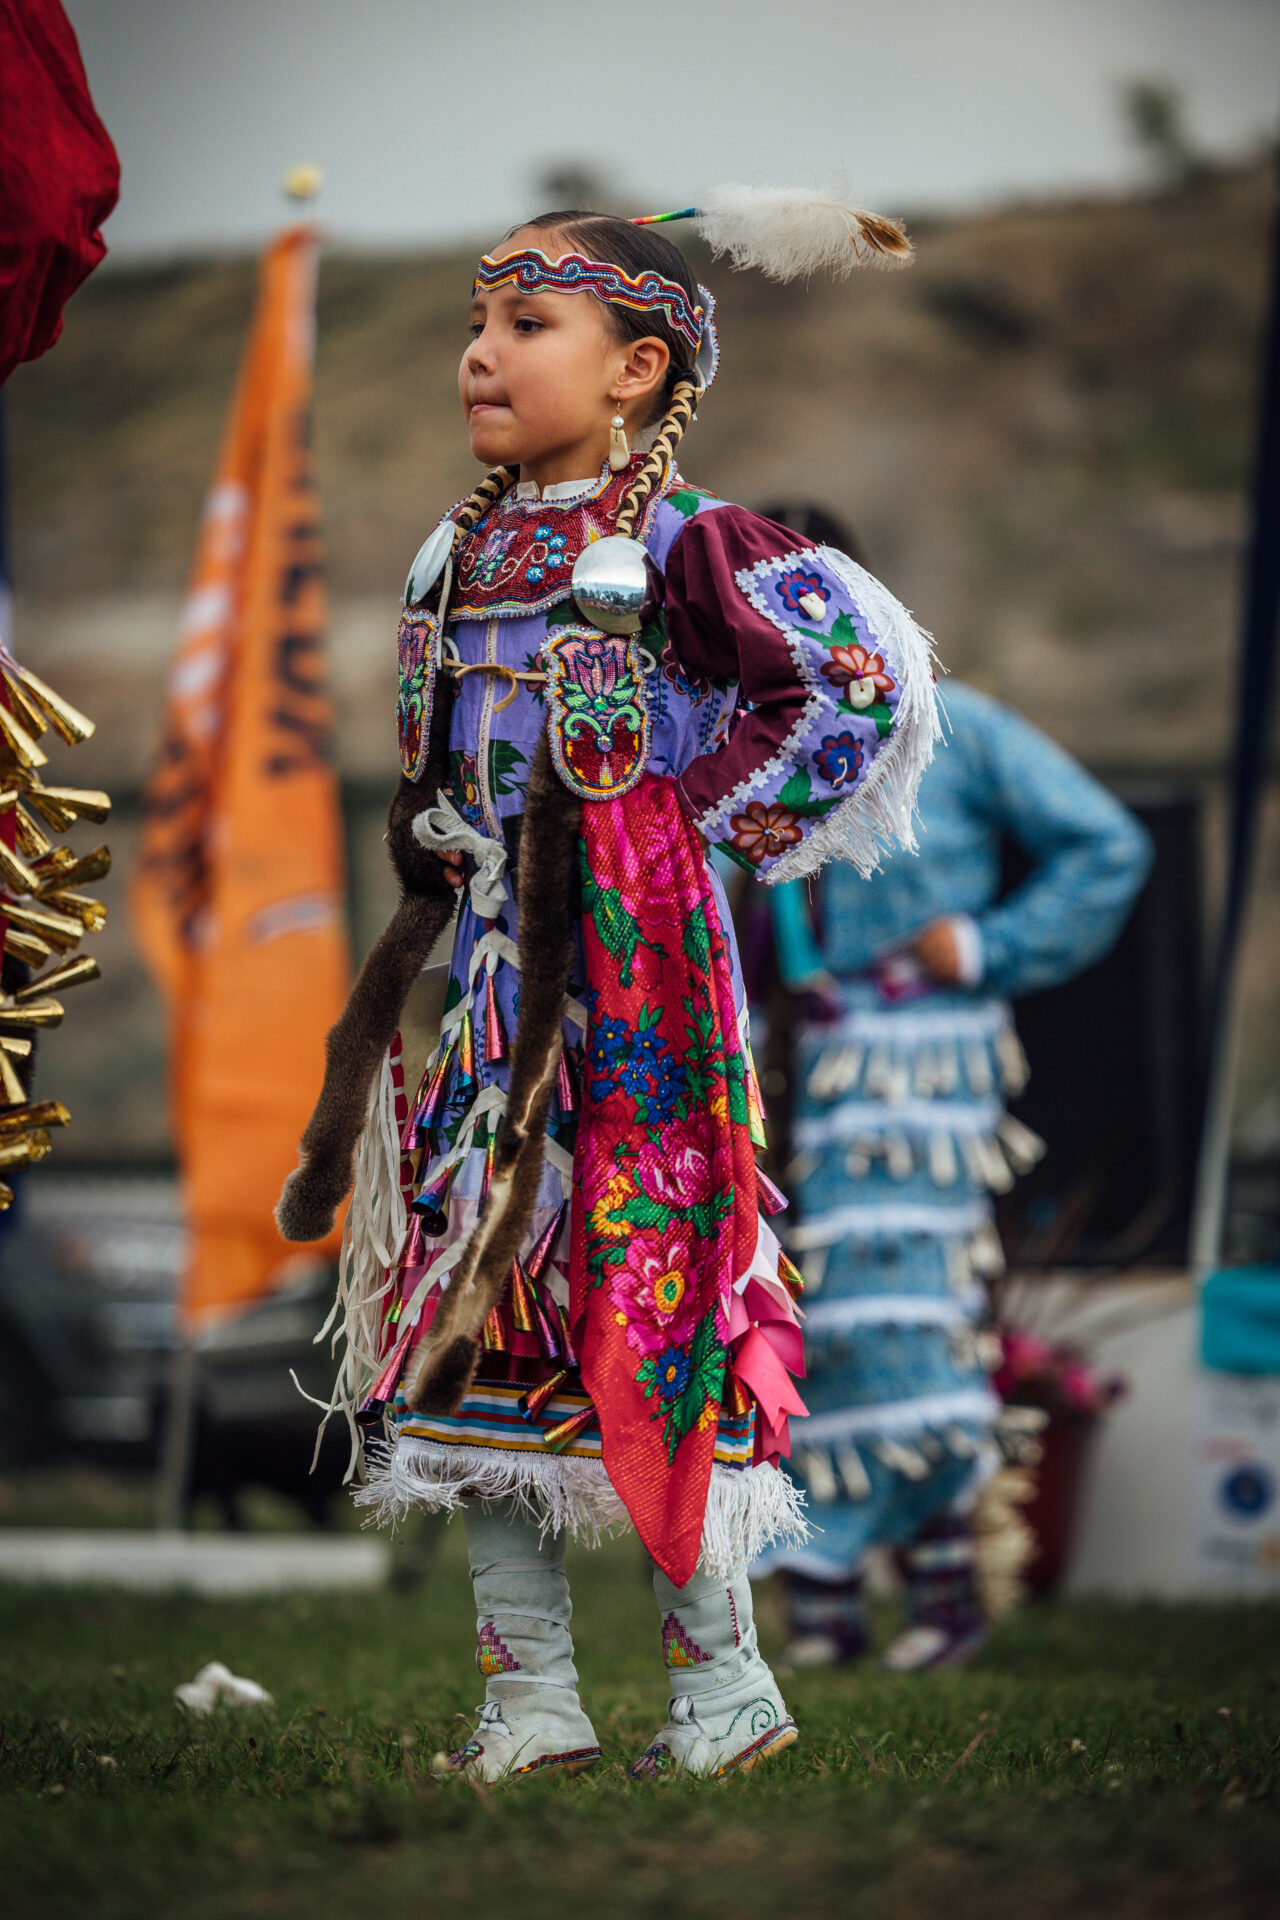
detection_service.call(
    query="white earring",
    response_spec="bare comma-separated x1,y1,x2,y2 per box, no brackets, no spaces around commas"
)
608,404,630,473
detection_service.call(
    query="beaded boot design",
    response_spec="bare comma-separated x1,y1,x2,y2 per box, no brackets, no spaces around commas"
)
633,1563,797,1781
436,1498,601,1782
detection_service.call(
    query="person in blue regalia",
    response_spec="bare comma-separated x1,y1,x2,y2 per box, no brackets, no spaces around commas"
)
752,504,1153,1672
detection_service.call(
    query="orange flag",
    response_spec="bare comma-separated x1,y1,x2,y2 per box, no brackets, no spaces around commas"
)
133,225,348,1325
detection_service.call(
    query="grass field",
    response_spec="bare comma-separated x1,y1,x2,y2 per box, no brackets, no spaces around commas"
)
2,1523,1278,1920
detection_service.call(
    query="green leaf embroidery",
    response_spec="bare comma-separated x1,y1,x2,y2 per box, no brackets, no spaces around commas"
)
688,1189,734,1241
682,903,711,973
488,737,527,795
616,1192,674,1234
579,843,666,988
778,768,811,810
775,766,830,819
797,607,860,652
638,1309,728,1463
639,606,669,653
836,698,894,739
725,1053,750,1127
667,487,716,519
714,840,757,875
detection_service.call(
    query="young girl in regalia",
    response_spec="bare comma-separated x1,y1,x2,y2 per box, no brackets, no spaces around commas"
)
280,189,938,1781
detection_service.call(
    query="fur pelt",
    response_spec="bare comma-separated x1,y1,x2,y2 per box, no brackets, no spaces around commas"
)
276,684,457,1244
404,731,581,1414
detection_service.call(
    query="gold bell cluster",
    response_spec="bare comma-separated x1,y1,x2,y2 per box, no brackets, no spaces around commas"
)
0,655,110,1207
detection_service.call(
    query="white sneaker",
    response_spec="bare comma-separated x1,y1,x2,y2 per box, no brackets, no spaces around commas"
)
434,1685,601,1782
632,1674,797,1781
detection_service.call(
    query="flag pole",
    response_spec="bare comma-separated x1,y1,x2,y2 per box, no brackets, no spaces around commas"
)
155,1338,198,1532
1187,152,1280,1274
153,165,326,1533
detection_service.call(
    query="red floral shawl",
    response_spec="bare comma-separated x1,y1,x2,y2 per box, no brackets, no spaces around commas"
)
570,773,765,1585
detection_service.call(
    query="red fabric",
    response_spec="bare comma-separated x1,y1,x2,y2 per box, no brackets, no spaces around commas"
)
570,774,761,1585
0,0,119,385
662,507,816,826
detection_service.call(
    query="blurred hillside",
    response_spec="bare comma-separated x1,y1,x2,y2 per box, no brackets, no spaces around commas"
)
5,158,1278,1160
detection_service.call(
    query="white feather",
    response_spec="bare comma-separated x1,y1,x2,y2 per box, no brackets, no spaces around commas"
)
696,183,912,284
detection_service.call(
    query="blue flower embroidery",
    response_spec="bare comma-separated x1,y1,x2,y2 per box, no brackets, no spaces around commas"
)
619,1046,671,1096
653,1344,693,1402
814,730,865,789
526,564,545,584
777,567,829,615
589,1017,632,1096
642,1053,687,1116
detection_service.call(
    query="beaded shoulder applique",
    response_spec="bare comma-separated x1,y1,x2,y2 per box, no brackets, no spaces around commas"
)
542,626,652,801
397,606,438,779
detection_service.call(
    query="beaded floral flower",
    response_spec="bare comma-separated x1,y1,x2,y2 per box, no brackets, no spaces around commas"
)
727,801,803,866
814,731,865,788
776,568,829,615
528,526,568,585
821,644,896,710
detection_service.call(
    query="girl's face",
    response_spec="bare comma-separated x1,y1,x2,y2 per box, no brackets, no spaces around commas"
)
460,228,669,489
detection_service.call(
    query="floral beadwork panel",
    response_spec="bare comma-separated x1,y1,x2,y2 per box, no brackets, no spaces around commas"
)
542,627,652,801
709,549,906,877
397,607,438,779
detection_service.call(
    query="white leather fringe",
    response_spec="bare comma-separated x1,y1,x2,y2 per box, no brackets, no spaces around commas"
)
298,1049,408,1479
354,1437,809,1578
767,548,943,885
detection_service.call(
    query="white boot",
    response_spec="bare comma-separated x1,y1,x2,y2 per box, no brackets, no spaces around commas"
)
632,1563,798,1781
434,1499,600,1782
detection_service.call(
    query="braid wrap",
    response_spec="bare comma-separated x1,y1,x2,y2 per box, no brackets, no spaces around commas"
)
614,376,699,538
452,465,517,537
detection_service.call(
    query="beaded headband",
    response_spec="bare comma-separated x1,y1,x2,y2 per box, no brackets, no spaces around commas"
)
473,248,717,384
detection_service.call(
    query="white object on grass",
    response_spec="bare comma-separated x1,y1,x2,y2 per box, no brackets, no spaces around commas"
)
174,1661,273,1714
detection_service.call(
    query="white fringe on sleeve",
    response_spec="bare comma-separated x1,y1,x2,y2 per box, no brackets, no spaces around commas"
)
765,547,943,886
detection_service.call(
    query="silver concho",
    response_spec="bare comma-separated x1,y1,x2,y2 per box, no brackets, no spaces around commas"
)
571,534,651,635
403,521,456,609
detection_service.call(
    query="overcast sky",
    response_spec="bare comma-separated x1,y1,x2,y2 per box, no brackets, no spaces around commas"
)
70,0,1280,255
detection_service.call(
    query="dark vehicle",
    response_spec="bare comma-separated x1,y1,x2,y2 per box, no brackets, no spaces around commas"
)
0,1173,350,1524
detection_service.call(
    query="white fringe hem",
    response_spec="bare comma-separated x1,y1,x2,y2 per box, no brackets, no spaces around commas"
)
353,1435,810,1578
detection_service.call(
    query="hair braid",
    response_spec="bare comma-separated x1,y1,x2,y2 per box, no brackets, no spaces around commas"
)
614,377,699,538
452,465,517,537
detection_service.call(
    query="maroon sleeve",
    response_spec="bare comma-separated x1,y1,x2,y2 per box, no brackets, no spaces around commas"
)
0,0,120,386
662,505,815,826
